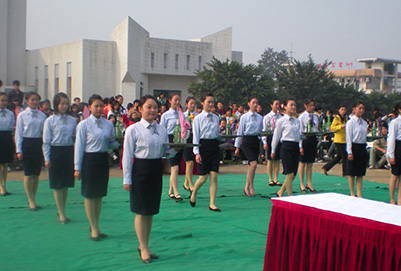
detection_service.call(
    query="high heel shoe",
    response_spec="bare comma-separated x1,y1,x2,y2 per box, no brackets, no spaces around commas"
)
138,247,159,259
183,185,190,192
209,207,221,212
189,191,196,207
306,186,317,193
244,188,250,197
137,248,152,264
300,186,306,193
322,167,328,176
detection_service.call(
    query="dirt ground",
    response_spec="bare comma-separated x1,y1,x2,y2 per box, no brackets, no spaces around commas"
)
7,161,391,184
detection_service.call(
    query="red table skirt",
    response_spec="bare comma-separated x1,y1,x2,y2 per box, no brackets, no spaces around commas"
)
264,200,401,271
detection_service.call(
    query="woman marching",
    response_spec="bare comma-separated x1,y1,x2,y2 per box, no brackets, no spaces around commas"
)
388,101,401,204
263,99,282,187
0,92,15,196
272,98,301,197
43,93,77,224
345,101,368,198
322,105,348,176
15,92,47,210
183,96,198,192
298,98,319,193
123,95,179,264
74,94,118,241
234,97,263,197
190,93,221,211
160,93,184,201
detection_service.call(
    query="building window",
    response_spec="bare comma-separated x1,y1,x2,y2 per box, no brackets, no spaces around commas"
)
66,62,72,98
44,65,49,99
198,56,202,70
186,55,190,70
151,52,155,68
34,67,39,92
164,53,168,69
175,54,179,69
54,64,59,93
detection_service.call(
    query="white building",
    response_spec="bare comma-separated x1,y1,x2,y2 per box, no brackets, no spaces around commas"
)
1,0,242,103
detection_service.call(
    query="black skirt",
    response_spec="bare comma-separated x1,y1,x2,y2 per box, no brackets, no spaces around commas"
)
0,131,14,163
241,135,260,163
345,143,368,177
300,136,317,163
81,152,109,198
391,141,401,176
183,133,195,162
22,138,43,176
168,135,183,167
281,141,300,175
197,139,220,175
266,134,281,161
49,145,74,189
130,158,163,215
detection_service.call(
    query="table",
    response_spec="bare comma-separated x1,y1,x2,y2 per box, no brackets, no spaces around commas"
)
264,193,401,271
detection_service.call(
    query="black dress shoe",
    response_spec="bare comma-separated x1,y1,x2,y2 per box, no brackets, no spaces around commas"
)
275,191,280,197
91,236,100,241
300,186,306,193
209,207,221,212
306,186,317,193
137,248,152,264
138,248,159,259
189,191,196,207
5,192,11,195
99,233,108,238
183,185,190,192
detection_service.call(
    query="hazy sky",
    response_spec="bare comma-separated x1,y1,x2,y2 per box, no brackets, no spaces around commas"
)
27,0,401,69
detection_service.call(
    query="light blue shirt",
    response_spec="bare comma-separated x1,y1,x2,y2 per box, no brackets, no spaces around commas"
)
0,108,15,131
234,111,263,148
160,108,179,135
122,118,176,185
262,111,282,144
42,114,77,162
271,114,301,154
346,115,368,154
74,114,117,171
192,110,220,155
15,107,47,153
387,115,401,159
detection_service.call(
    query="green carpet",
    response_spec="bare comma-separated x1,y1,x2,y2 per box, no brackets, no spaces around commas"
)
0,172,390,271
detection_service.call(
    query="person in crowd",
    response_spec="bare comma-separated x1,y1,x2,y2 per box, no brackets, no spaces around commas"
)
133,100,140,111
0,93,15,196
103,96,114,117
156,92,167,107
298,98,319,193
190,93,221,211
236,105,244,119
314,105,324,128
232,103,238,115
15,92,47,211
216,101,225,116
225,108,237,126
73,97,81,106
263,99,282,186
234,97,263,197
160,93,184,202
272,98,301,197
183,96,198,192
322,105,348,176
43,93,77,224
196,105,203,115
218,118,234,163
107,100,122,119
39,99,53,117
256,104,263,115
387,101,401,204
8,80,24,108
123,95,179,264
115,95,127,115
346,101,368,198
74,94,118,241
369,123,389,169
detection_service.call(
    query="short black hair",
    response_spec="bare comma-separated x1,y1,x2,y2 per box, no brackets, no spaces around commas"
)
138,95,158,109
115,95,123,99
13,80,20,86
53,92,69,114
25,91,41,101
73,97,80,102
200,93,214,103
88,94,103,106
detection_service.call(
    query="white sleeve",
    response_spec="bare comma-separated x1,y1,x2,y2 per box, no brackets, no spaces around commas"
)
387,121,396,159
74,122,87,171
122,126,136,185
15,113,24,153
346,121,353,155
234,116,245,148
271,120,283,154
192,117,200,155
42,118,52,162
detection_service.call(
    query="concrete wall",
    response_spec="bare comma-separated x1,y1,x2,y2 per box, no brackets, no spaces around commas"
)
25,40,84,100
82,40,116,102
201,27,232,62
0,0,26,86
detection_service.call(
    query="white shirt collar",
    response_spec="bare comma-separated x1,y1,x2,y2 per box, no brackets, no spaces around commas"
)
89,114,102,123
140,118,154,128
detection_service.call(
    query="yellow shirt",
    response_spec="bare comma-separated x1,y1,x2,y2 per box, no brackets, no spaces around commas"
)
331,114,347,144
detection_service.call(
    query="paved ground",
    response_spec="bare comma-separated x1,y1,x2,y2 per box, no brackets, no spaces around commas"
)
7,161,391,184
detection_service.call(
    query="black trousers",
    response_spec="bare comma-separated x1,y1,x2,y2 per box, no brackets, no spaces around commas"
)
322,143,347,176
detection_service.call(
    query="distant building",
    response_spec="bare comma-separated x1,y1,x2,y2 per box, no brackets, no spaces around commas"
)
1,0,242,103
332,58,401,94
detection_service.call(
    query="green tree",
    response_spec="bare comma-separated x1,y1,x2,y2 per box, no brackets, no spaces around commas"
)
274,55,366,112
188,57,275,110
257,48,290,77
